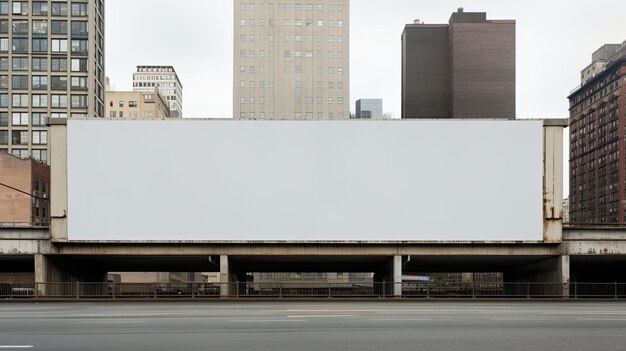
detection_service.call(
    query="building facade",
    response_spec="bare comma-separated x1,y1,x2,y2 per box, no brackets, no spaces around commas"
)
133,66,182,117
401,9,515,119
0,0,105,164
234,0,350,120
569,42,626,224
354,98,383,119
0,151,49,226
105,90,170,119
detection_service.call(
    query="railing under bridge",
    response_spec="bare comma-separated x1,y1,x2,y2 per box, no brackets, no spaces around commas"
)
2,282,626,300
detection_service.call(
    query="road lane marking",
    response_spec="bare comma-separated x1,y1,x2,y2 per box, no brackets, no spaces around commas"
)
578,318,626,321
76,321,148,324
367,318,431,321
0,346,34,349
287,315,355,318
228,320,307,323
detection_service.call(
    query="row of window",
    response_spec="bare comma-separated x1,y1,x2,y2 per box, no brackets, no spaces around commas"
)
0,38,88,54
239,111,345,119
0,93,87,108
0,130,47,145
109,111,156,119
239,80,344,89
240,3,345,11
240,18,345,27
0,2,88,17
0,111,48,126
0,75,87,90
240,96,345,104
1,56,87,71
1,20,87,36
0,148,47,162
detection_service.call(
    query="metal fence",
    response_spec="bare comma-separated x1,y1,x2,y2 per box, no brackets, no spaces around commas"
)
1,282,625,299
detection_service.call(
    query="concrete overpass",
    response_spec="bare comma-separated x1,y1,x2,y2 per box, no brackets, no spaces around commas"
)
5,118,626,296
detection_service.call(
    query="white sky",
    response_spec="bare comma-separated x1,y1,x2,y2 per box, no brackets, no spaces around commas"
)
105,0,626,119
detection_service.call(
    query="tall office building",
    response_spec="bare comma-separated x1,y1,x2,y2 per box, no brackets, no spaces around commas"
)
401,9,515,119
133,66,183,117
234,0,350,120
354,98,383,119
0,0,105,164
569,41,626,224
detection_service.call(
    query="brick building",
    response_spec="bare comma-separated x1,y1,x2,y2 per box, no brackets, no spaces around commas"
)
569,42,626,224
401,8,515,119
0,152,49,226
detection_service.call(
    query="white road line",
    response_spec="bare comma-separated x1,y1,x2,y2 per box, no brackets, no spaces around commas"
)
228,320,307,323
0,347,34,349
287,315,355,318
76,321,148,324
367,318,431,321
578,318,626,321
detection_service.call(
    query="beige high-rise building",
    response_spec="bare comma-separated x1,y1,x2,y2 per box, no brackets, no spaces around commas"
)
0,0,106,164
133,66,183,118
105,90,171,119
234,0,350,120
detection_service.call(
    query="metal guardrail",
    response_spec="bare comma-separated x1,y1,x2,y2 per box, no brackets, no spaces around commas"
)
1,282,626,299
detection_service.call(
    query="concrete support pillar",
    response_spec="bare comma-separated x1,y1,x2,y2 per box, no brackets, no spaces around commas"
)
219,255,230,297
48,119,68,242
392,255,402,297
560,255,570,297
34,254,48,296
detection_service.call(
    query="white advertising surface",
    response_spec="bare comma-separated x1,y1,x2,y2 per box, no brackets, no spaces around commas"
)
67,119,543,242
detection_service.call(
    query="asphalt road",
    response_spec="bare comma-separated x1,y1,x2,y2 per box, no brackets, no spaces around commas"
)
1,301,626,350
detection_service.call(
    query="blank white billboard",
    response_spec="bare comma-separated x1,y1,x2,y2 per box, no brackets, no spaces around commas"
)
67,119,543,242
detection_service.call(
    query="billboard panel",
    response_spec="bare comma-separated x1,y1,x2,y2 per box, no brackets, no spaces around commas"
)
67,120,543,242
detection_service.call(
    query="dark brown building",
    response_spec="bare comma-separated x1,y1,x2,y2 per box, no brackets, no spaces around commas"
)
401,9,516,119
0,151,49,226
569,42,626,224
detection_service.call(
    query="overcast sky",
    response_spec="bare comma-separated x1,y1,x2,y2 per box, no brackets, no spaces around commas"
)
105,0,626,119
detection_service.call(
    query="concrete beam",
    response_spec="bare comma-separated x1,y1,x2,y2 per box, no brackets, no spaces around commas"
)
0,227,49,240
52,243,562,257
564,241,626,255
0,239,54,255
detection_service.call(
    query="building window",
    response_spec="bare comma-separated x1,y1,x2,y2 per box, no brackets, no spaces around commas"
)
12,20,28,34
51,76,68,90
51,94,67,108
32,76,48,90
0,93,7,107
32,58,48,71
12,38,28,52
32,39,48,52
71,3,87,16
51,2,68,16
0,130,7,145
52,39,68,52
52,58,67,72
0,38,7,52
0,112,7,126
71,76,87,90
71,95,87,108
71,21,88,36
70,58,87,72
12,130,29,145
71,40,88,55
32,150,47,163
32,131,47,145
32,21,48,34
32,94,48,108
12,2,28,15
0,57,7,71
0,2,8,15
32,2,49,15
12,75,28,90
51,20,67,34
32,113,46,126
109,111,116,118
12,94,28,107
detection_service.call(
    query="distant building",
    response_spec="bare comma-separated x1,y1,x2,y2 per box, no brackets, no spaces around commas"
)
133,66,183,117
569,41,626,224
562,198,570,223
580,44,623,85
354,99,383,119
401,9,515,119
105,90,171,119
233,0,350,120
0,152,49,226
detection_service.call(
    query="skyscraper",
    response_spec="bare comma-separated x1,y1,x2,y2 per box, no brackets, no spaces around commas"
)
234,0,350,120
401,9,515,119
569,41,626,224
132,65,183,117
0,0,105,164
354,98,383,119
